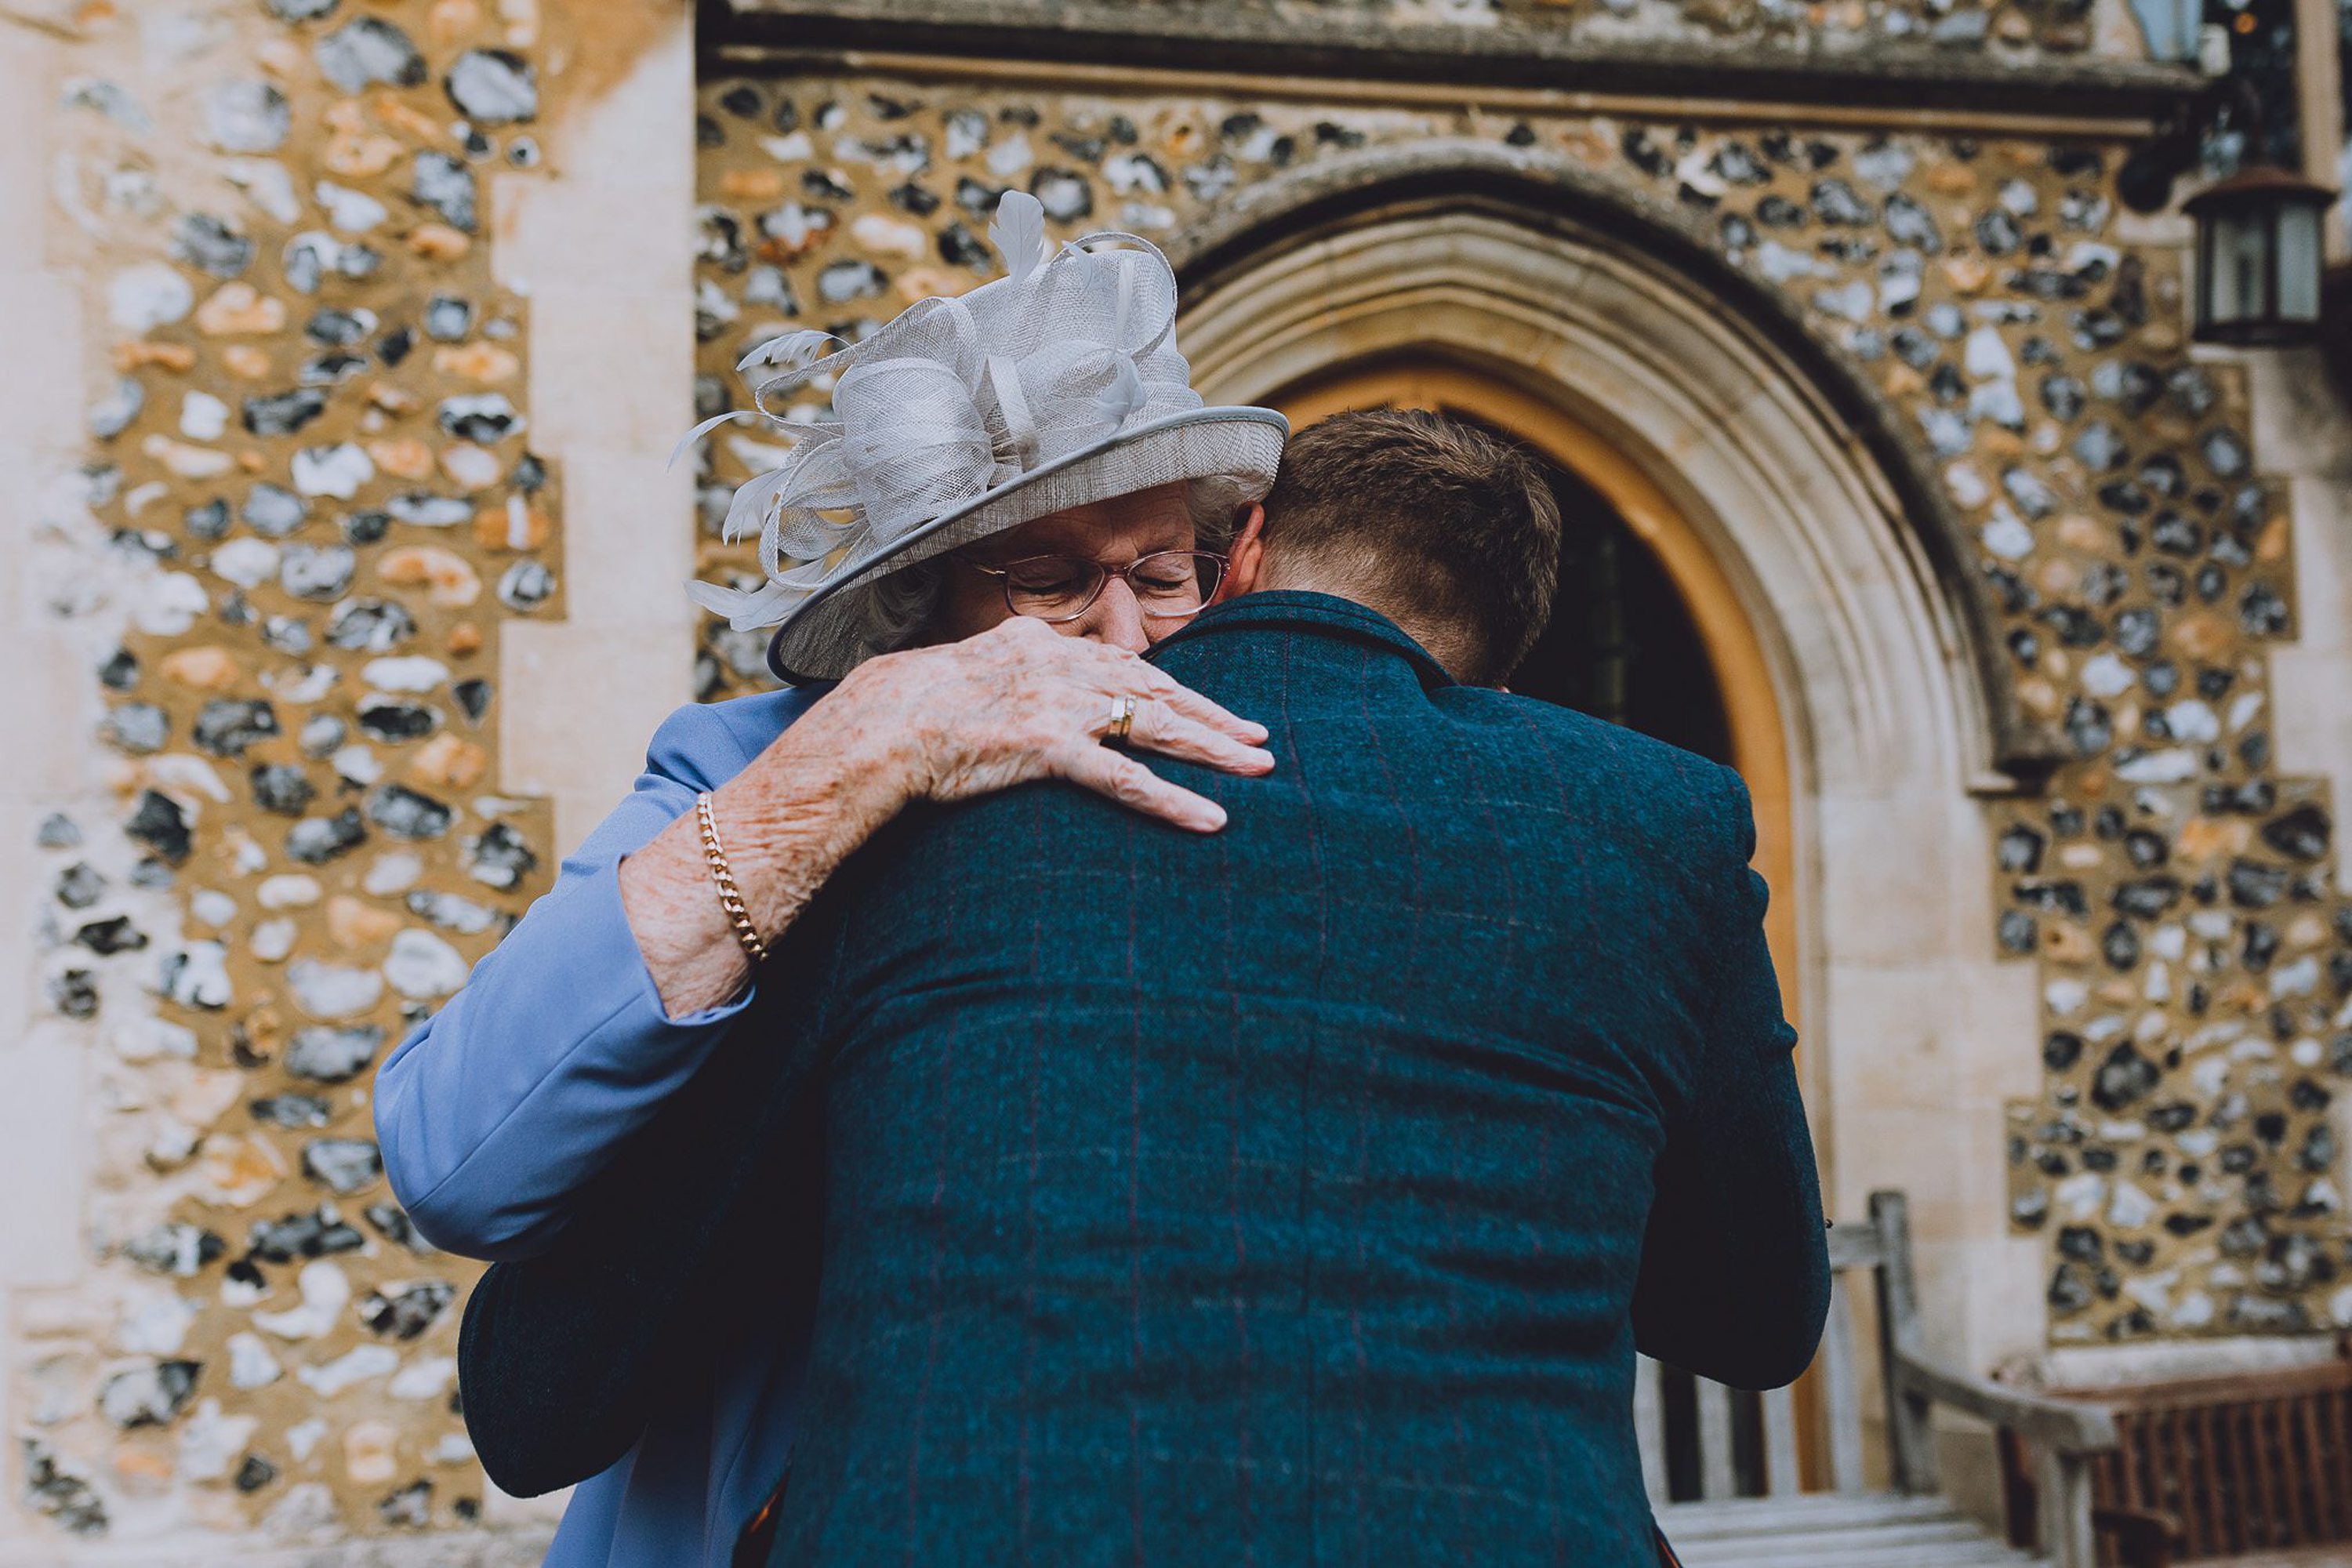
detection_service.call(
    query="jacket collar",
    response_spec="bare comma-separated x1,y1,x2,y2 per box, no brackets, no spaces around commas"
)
1147,590,1459,691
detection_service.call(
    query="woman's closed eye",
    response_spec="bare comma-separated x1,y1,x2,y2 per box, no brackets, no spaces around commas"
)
1006,561,1086,595
1133,565,1197,596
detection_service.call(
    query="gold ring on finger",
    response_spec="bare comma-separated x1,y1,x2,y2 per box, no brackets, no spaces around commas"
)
1107,694,1138,743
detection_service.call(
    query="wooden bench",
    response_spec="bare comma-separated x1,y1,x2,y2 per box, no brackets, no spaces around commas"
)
1642,1191,2168,1568
2000,1355,2352,1563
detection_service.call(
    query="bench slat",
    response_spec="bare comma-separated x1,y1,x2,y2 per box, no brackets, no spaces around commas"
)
1762,1381,1802,1497
1664,1497,2043,1568
1698,1377,1737,1501
1678,1518,1999,1548
1635,1356,1667,1504
1820,1272,1867,1493
1674,1541,2039,1567
1660,1493,1965,1534
1674,1538,2033,1561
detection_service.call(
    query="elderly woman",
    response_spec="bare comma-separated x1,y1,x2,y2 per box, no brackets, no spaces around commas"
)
372,195,1287,1566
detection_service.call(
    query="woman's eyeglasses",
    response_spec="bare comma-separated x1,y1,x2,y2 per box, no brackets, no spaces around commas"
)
963,550,1228,625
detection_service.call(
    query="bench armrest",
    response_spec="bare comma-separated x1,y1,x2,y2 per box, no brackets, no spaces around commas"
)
1892,1345,2120,1454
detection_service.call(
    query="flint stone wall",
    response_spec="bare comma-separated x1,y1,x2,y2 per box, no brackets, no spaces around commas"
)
9,0,589,1552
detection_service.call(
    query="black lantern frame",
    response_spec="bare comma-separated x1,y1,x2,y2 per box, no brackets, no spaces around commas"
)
2183,166,2336,347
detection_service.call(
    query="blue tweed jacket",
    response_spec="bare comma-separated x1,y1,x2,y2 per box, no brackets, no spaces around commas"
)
456,590,1828,1566
753,591,1826,1565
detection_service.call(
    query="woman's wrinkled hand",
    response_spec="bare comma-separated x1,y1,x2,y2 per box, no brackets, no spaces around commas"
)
622,618,1271,1018
835,616,1272,832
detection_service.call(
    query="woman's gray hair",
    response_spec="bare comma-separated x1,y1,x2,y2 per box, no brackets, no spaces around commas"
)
1185,473,1253,553
858,474,1258,657
857,557,949,661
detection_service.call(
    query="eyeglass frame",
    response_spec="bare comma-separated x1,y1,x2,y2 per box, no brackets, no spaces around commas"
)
960,549,1230,626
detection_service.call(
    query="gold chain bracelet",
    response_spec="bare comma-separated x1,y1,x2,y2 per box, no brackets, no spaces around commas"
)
694,791,770,965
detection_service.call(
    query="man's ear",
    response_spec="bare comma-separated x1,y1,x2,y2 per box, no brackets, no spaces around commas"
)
1216,504,1268,602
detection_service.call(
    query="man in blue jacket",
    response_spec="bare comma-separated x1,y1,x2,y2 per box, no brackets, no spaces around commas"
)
458,408,1830,1566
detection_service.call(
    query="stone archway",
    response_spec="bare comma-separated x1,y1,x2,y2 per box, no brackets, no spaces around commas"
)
1176,163,2051,1380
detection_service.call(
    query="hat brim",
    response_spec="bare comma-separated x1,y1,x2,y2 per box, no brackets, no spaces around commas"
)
764,405,1287,684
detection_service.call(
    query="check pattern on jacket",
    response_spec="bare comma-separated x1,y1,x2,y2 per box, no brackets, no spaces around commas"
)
760,593,1825,1566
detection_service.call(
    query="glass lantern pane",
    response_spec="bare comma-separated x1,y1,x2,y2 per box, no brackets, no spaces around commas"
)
2275,204,2321,322
2207,211,2272,326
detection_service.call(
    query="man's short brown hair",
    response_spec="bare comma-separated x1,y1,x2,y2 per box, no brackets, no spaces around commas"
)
1258,407,1562,684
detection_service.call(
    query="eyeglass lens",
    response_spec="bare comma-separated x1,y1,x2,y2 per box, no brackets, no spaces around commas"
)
1003,552,1225,623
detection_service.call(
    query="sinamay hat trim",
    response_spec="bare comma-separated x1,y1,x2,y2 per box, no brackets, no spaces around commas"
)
678,191,1289,684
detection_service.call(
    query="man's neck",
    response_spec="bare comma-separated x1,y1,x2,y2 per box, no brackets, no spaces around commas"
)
1250,565,1476,684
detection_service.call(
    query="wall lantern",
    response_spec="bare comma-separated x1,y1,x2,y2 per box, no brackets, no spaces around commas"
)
2183,166,2336,347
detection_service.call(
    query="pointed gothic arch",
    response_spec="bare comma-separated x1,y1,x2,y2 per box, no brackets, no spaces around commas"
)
1171,139,2060,785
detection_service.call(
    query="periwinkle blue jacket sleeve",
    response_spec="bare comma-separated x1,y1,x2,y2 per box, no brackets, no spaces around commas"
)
374,691,814,1261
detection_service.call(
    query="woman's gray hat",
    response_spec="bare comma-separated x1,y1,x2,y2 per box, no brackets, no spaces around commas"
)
680,191,1290,684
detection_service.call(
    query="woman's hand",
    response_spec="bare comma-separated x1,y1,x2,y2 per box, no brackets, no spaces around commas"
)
848,615,1272,833
620,619,1270,1018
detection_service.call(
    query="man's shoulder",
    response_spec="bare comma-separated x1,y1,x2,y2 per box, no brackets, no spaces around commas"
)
1423,691,1755,878
1444,690,1730,802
